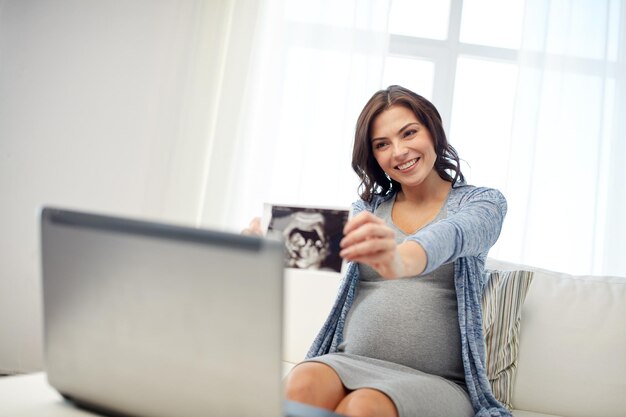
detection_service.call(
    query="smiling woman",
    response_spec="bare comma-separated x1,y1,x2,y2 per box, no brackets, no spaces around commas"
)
283,85,512,417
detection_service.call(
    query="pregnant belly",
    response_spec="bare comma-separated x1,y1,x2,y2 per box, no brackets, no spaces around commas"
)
340,279,464,381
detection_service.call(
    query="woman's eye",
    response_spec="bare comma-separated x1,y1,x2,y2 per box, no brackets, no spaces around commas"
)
374,142,388,149
403,129,417,138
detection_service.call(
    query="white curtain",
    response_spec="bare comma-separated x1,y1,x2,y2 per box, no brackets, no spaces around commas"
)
202,0,393,231
492,0,626,276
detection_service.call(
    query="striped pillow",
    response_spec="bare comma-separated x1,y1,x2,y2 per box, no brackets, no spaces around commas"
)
482,269,534,409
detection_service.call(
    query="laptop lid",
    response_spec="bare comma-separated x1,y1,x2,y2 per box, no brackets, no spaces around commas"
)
40,207,285,417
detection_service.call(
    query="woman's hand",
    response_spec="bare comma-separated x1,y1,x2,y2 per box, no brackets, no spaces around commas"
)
339,212,405,279
241,217,263,236
339,212,427,279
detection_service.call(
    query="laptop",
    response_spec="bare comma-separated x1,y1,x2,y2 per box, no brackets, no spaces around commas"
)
40,207,343,417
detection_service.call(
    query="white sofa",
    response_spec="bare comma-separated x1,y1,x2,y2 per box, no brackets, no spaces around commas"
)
282,259,626,417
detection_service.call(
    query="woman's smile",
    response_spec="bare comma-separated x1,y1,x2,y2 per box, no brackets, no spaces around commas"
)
395,157,420,171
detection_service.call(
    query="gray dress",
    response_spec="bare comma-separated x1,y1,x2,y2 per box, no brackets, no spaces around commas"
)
303,196,474,417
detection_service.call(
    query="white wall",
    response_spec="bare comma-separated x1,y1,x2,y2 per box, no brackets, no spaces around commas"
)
0,0,235,373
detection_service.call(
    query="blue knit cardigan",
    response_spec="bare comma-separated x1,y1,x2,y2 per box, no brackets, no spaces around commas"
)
305,184,512,417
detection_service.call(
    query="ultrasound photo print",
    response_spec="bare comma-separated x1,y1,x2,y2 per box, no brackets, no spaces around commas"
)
266,205,350,273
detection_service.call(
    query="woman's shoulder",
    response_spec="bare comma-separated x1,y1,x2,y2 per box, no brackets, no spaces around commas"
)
448,183,507,212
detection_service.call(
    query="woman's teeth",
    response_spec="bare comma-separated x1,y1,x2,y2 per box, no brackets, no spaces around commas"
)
397,158,418,170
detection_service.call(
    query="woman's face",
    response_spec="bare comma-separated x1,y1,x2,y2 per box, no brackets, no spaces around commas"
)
370,105,438,190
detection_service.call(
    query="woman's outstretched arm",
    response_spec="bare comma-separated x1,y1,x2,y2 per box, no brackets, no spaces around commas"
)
339,211,426,279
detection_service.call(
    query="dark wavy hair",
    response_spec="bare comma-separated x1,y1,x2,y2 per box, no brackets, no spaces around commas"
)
352,85,464,202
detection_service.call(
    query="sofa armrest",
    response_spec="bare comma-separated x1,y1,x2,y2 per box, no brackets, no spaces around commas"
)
487,258,626,417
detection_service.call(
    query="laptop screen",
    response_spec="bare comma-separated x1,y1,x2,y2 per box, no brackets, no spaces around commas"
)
41,207,285,417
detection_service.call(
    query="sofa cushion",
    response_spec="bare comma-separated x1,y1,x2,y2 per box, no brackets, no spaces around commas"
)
482,269,534,409
486,259,626,417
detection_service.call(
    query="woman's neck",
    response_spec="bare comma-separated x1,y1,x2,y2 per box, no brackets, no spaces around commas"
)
396,174,452,206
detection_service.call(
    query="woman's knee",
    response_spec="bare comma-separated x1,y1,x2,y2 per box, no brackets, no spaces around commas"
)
284,362,347,407
335,389,398,417
284,363,320,399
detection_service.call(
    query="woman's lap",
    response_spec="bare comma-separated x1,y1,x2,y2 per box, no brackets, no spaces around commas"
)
303,353,474,417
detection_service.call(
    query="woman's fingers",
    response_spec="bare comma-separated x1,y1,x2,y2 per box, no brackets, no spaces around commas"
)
341,216,394,250
340,236,395,260
241,217,263,236
340,224,394,254
340,211,395,259
339,211,404,279
343,211,384,235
